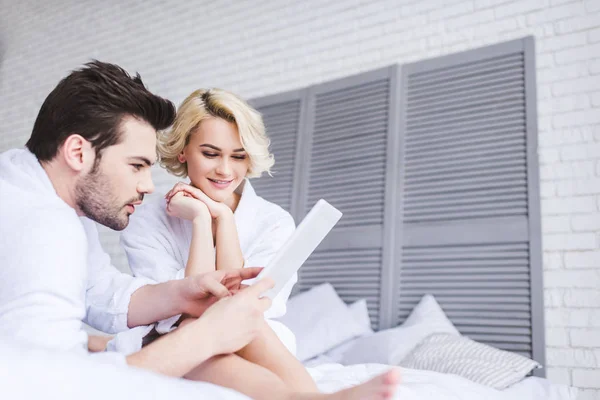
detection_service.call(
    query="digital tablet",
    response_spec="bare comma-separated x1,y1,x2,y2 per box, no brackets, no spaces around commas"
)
257,199,342,299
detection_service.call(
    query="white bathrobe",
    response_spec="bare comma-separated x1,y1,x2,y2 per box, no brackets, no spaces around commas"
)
120,179,298,353
0,148,153,353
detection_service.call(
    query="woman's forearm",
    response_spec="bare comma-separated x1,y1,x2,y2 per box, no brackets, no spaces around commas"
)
185,217,216,277
215,212,245,270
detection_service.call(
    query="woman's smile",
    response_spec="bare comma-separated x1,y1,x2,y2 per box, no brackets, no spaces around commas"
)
207,177,234,190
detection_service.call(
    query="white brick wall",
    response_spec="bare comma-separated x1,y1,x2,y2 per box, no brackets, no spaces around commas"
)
0,0,598,395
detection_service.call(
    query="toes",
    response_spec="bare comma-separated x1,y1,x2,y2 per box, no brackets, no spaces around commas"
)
383,368,401,385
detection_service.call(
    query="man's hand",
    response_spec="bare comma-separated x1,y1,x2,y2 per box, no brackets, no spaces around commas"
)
178,267,265,317
165,182,232,220
192,277,274,355
126,277,274,377
166,192,212,222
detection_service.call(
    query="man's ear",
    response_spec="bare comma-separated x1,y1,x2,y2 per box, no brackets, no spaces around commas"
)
61,134,95,172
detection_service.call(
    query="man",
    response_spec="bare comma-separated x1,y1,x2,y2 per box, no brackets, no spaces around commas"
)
0,60,273,378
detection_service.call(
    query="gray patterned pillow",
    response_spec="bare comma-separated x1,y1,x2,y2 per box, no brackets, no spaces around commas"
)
400,333,541,389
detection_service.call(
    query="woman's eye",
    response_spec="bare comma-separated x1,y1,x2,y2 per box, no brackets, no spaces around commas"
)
232,155,247,160
132,164,143,171
202,152,218,158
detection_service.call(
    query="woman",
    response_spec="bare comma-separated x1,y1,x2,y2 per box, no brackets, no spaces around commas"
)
122,88,297,352
120,88,399,400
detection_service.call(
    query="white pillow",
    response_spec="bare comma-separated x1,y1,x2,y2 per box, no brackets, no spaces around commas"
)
401,333,541,389
275,283,369,361
342,294,459,365
306,299,375,365
348,299,374,333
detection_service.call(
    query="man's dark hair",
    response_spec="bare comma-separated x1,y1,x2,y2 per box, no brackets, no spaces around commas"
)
26,60,176,161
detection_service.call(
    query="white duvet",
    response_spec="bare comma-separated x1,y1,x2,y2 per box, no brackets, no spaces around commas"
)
309,363,578,400
1,338,577,400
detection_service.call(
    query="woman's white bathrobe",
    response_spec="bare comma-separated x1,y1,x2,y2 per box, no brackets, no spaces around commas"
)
120,179,298,353
0,148,153,358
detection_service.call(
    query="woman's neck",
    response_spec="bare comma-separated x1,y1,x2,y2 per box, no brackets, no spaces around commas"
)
224,191,242,213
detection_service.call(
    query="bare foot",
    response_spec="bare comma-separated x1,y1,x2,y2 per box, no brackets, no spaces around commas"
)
332,369,400,400
294,369,400,400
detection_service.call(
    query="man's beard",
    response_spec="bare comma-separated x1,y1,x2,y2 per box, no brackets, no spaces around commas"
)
75,163,142,231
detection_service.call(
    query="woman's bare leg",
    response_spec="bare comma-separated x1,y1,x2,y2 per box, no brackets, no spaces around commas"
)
236,319,317,391
185,353,400,400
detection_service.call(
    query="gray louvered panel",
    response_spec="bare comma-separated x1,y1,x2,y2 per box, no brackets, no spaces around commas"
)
407,97,525,125
250,98,302,213
405,157,527,182
316,91,390,116
399,37,535,362
407,118,526,141
310,145,386,170
408,53,524,84
315,80,389,104
306,78,389,229
407,68,524,99
405,144,526,168
407,88,525,117
397,241,533,357
296,248,383,328
307,172,385,193
405,138,526,163
404,194,528,212
312,136,387,158
311,126,388,144
402,43,529,223
408,81,525,111
406,130,526,156
406,122,525,145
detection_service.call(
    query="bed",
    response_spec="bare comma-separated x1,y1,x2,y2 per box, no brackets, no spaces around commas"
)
247,36,578,399
2,36,576,399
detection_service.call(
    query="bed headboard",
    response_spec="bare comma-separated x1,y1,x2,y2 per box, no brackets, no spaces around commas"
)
250,37,545,376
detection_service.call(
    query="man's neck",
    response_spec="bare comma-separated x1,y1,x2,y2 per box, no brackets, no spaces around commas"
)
40,160,81,215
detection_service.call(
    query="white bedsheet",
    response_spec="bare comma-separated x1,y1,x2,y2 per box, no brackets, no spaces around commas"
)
1,338,577,400
0,339,249,400
309,363,578,400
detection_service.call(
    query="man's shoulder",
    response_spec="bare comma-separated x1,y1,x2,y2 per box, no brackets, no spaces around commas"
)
1,200,85,245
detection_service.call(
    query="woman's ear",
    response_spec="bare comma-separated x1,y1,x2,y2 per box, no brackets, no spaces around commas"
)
62,134,95,172
178,153,186,163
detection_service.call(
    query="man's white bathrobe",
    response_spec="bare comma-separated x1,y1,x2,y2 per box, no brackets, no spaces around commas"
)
0,148,153,357
120,179,298,353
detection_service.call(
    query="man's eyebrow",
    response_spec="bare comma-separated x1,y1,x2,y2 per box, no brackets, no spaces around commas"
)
129,156,155,166
200,144,245,153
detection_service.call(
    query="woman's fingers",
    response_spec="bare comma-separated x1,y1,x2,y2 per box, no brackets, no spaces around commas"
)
198,277,231,299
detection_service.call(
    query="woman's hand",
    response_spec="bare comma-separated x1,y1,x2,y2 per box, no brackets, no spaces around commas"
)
165,182,232,220
166,192,211,222
179,267,266,317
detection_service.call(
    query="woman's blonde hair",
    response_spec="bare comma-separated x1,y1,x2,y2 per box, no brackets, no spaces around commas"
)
158,88,274,178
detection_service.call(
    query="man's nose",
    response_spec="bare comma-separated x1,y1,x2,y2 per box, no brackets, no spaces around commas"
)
138,172,155,195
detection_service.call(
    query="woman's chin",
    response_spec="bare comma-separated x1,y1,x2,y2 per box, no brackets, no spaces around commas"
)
203,189,229,203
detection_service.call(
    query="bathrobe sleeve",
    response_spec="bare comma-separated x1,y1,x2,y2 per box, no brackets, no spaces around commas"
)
0,209,89,351
244,212,297,319
81,218,154,334
120,202,186,283
120,203,188,334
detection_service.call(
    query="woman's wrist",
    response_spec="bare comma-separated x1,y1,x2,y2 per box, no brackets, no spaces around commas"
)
214,206,234,223
192,212,212,226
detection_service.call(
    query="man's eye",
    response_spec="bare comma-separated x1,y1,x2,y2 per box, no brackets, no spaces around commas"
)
202,152,218,158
